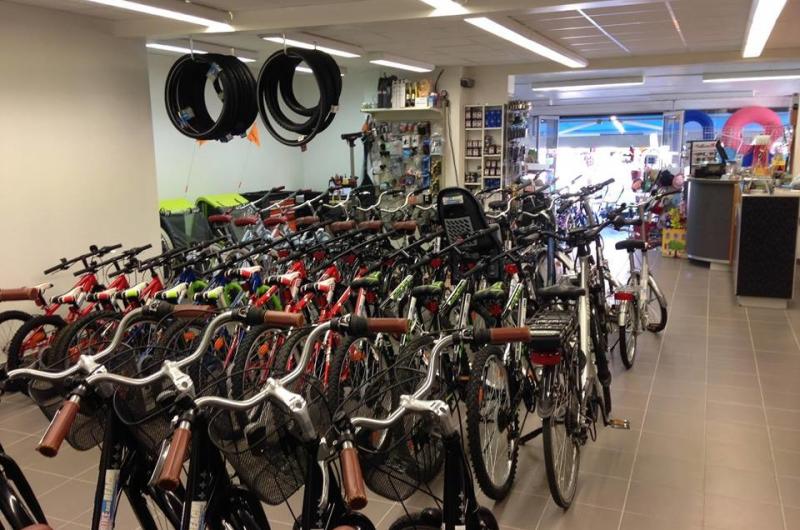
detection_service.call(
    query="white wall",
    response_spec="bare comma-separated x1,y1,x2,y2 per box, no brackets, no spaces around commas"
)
296,69,377,189
0,1,161,296
147,53,305,200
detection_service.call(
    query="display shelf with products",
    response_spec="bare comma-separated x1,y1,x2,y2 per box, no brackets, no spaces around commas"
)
506,100,531,184
462,103,506,190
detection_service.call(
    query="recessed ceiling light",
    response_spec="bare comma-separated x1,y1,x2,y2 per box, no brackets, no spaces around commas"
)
532,76,644,91
261,33,362,58
295,64,347,76
703,70,800,83
368,53,434,73
419,0,468,15
146,41,256,63
465,17,587,68
743,0,787,58
84,0,232,31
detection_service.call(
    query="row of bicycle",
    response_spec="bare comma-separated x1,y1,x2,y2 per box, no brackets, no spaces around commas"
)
0,180,674,529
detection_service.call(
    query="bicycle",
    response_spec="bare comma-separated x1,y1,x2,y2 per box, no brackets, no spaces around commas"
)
612,189,674,368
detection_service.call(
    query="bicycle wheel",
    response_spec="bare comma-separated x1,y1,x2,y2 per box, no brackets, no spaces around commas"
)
229,325,284,400
0,310,31,367
327,335,396,420
645,274,667,332
466,345,518,500
44,310,120,370
619,278,640,370
541,363,580,509
7,314,65,372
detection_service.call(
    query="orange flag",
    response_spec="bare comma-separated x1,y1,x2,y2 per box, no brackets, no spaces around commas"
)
247,123,261,147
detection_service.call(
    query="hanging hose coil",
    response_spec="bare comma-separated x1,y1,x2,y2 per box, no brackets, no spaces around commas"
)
257,47,342,147
165,53,258,142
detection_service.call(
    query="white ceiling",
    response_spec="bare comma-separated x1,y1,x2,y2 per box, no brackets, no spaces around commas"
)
9,0,800,101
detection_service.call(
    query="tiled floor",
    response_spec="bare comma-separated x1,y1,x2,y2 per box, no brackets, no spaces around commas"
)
2,254,800,529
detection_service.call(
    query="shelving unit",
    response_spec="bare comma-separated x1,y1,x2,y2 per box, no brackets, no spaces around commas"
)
463,104,506,190
361,107,445,193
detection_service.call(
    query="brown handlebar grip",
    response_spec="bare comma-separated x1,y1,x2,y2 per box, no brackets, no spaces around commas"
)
295,215,320,227
366,318,409,334
489,327,532,344
340,445,368,510
330,220,356,233
37,398,81,457
157,426,191,491
0,288,40,302
263,310,305,328
392,221,417,233
358,220,383,232
171,305,215,319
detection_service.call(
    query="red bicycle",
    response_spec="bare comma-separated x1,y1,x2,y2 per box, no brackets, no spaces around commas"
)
2,245,125,380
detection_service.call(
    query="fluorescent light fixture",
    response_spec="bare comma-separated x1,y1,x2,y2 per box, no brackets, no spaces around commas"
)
532,76,644,91
295,64,347,76
419,0,468,15
610,115,625,134
261,33,362,58
146,41,256,63
83,0,232,31
703,70,800,83
465,17,587,68
368,53,434,73
743,0,787,58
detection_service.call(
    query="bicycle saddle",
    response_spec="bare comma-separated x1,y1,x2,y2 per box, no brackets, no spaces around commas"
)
350,274,382,290
472,282,507,303
615,239,646,252
410,283,443,299
536,284,586,301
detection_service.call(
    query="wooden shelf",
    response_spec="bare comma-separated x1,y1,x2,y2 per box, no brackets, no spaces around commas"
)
361,107,442,121
465,156,482,160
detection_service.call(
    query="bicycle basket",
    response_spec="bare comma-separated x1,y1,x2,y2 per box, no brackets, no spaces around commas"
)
29,345,139,452
112,323,230,456
336,346,444,502
207,366,332,505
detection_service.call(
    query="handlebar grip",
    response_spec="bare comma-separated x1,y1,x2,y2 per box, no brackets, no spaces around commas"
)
357,220,383,232
271,186,286,192
38,397,81,457
600,178,615,187
157,426,191,491
341,316,409,336
144,301,214,320
241,308,304,328
43,260,66,275
474,327,531,344
98,244,123,255
340,445,367,510
330,221,356,233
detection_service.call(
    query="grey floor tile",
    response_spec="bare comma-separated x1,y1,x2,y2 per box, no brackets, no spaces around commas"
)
778,475,800,508
705,439,775,472
706,401,766,426
705,465,781,504
630,453,705,493
622,481,704,527
536,502,620,530
636,431,705,463
770,427,800,452
707,383,764,407
703,493,784,530
766,407,800,430
773,449,800,478
705,420,770,446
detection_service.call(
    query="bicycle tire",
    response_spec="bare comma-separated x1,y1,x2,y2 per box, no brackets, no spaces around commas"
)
0,310,31,367
44,310,120,370
465,345,518,501
541,367,580,509
646,274,668,332
619,301,638,370
229,324,284,400
7,314,65,374
326,335,397,423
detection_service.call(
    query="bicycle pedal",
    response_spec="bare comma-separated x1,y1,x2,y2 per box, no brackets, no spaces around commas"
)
608,418,630,430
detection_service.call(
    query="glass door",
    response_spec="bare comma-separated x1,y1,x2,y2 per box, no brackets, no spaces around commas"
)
661,110,684,170
535,115,559,185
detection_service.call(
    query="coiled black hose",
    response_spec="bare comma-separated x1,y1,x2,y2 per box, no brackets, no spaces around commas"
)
257,47,342,147
165,53,258,142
